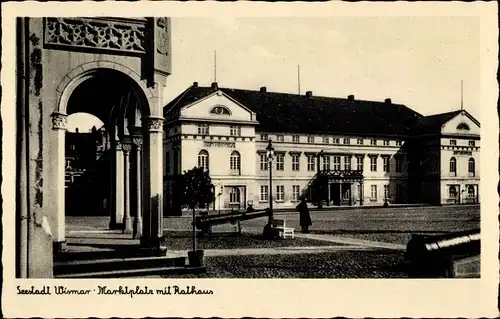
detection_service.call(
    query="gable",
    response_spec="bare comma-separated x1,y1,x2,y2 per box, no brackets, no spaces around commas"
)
179,91,257,124
441,111,480,136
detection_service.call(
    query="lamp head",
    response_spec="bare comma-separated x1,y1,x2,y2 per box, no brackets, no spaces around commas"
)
266,139,274,158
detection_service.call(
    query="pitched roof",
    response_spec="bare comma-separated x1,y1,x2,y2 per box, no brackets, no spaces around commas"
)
164,84,425,137
411,110,463,135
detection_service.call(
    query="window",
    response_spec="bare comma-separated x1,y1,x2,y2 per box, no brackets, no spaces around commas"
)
468,158,475,176
276,153,284,171
69,144,76,150
292,154,300,171
449,157,457,176
457,122,470,131
260,134,268,141
344,156,351,170
322,155,331,171
396,140,402,146
198,150,209,171
370,156,377,172
356,156,364,171
384,185,390,199
307,136,315,144
467,185,475,198
260,153,268,171
332,138,340,144
357,138,364,145
210,105,231,115
469,141,475,147
260,185,269,201
292,135,300,143
343,188,350,200
370,139,377,146
449,185,457,198
370,185,377,200
333,156,341,170
323,136,329,144
230,125,241,136
343,138,350,145
197,123,209,135
395,157,403,173
307,155,316,171
383,156,390,172
383,140,390,146
277,135,284,142
230,151,241,171
229,187,240,204
450,140,457,146
292,185,300,202
276,185,284,201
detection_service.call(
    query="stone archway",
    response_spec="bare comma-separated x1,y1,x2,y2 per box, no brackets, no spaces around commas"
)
50,67,165,251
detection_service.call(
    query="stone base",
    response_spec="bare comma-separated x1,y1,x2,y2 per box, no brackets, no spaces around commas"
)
140,235,166,249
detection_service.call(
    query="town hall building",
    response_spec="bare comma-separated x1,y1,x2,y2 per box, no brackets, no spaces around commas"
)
163,82,480,214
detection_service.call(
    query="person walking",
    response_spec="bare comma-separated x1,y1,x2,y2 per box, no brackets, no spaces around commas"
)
297,196,312,233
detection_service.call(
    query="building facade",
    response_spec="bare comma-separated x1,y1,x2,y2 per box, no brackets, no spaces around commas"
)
163,82,480,214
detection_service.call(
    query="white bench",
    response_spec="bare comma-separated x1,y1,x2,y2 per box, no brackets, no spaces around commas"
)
271,219,295,239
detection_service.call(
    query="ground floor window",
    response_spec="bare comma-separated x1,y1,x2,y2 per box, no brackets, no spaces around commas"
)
276,185,284,201
292,185,300,201
467,185,476,198
343,187,350,200
370,185,377,200
449,185,458,199
384,185,390,200
260,185,269,202
229,187,240,204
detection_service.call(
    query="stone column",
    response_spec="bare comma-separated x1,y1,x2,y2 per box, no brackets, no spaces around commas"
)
141,117,164,249
122,143,132,234
110,141,125,229
132,138,143,238
51,112,67,250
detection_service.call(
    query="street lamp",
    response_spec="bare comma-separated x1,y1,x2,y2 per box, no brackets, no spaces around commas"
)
266,139,275,223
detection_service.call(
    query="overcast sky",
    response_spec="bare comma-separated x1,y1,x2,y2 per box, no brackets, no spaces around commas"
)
70,16,480,131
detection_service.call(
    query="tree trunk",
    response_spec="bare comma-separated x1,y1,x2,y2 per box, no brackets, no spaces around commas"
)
192,206,196,252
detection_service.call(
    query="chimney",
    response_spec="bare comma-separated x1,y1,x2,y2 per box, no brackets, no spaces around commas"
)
211,82,218,89
76,128,79,133
385,98,392,104
193,81,198,88
260,86,267,93
306,91,313,98
348,95,355,101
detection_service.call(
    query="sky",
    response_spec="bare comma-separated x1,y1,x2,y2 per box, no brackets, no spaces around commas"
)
69,16,480,132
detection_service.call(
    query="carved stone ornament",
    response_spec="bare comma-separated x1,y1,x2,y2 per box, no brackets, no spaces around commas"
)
132,137,143,148
122,143,132,153
51,113,67,130
45,18,146,54
156,18,169,55
144,117,164,132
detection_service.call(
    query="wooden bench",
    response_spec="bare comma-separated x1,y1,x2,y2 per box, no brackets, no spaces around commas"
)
270,218,295,239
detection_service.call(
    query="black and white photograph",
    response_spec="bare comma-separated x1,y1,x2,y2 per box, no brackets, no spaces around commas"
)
2,2,498,318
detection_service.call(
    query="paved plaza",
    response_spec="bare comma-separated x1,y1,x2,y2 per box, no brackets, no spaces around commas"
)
65,204,480,278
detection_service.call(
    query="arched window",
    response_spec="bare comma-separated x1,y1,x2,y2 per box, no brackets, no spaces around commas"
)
468,158,475,176
449,157,457,176
449,185,457,198
230,151,241,171
198,150,209,171
210,105,231,116
456,122,470,131
468,185,475,197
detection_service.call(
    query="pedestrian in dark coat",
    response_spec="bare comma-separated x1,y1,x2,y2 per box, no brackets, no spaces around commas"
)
296,197,312,233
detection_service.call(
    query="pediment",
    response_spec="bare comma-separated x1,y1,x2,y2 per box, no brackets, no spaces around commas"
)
441,110,480,135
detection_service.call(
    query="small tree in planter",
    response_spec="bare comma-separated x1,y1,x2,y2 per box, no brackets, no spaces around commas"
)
179,167,214,267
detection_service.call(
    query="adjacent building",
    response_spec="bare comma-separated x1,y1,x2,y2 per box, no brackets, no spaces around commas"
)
163,82,480,214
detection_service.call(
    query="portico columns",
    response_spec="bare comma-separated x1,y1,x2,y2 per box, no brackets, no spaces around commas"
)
141,116,164,249
122,143,132,234
110,141,125,229
51,112,67,249
132,138,143,238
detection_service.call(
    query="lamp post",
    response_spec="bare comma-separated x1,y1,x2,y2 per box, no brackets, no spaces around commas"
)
266,139,275,223
316,150,324,208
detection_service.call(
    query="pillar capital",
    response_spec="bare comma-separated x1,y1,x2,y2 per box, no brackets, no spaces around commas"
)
142,116,164,133
51,112,67,130
115,140,123,151
122,143,132,154
132,137,143,149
